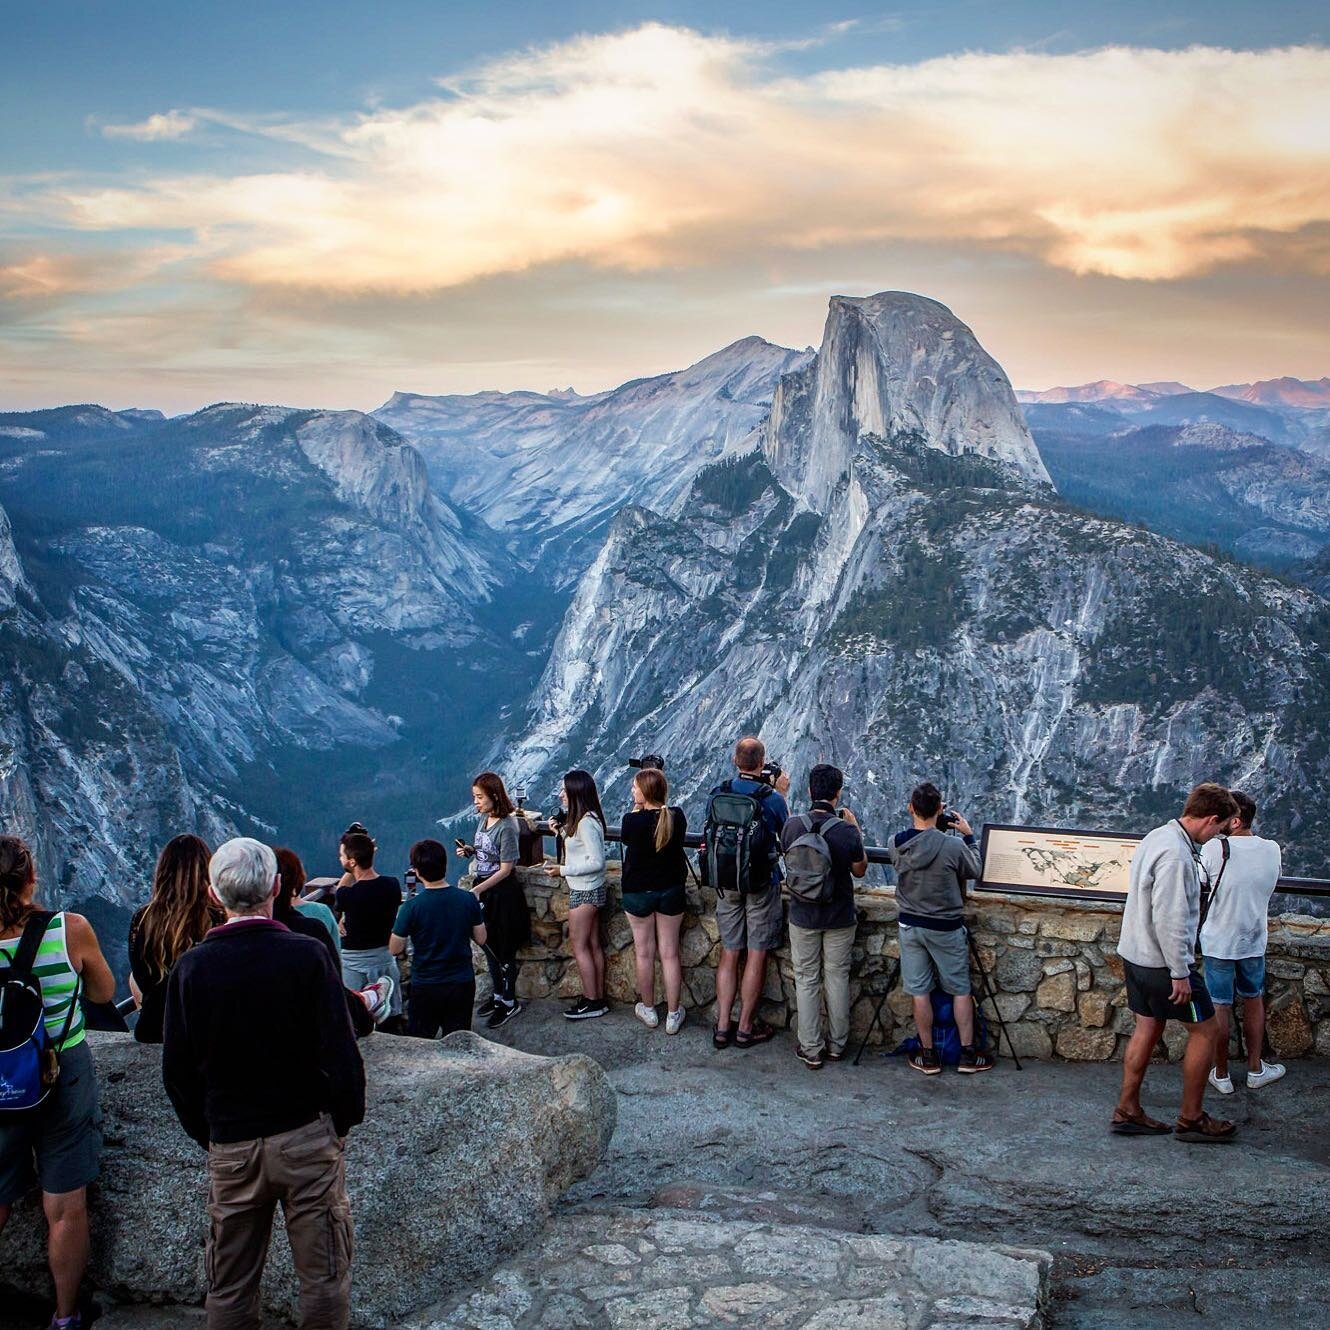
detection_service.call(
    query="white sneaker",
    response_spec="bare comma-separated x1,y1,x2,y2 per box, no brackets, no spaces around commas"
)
1247,1060,1286,1089
1208,1068,1234,1095
634,1002,660,1029
665,1008,686,1036
362,977,395,1025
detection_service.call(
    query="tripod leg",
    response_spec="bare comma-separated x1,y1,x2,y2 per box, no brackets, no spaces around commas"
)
853,960,900,1067
969,935,1022,1071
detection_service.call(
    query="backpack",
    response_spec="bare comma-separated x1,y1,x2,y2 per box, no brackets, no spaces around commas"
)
893,990,989,1066
783,812,837,906
0,911,76,1113
702,780,778,896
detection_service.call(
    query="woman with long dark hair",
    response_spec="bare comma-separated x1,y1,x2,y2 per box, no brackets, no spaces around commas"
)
620,767,688,1033
0,835,115,1330
458,771,529,1029
128,834,222,1043
545,769,608,1020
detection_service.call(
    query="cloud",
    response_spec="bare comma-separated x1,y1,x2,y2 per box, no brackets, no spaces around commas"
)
100,109,197,141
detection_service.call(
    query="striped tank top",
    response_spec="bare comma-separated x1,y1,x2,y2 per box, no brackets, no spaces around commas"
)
0,912,86,1051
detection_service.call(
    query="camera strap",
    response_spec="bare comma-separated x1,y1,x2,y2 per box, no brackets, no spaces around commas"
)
1197,835,1231,936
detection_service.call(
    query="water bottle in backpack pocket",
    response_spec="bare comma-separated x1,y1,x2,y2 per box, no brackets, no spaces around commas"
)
0,911,73,1112
702,781,777,896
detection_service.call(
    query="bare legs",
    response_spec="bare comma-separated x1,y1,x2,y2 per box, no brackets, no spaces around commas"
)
716,948,768,1035
1212,998,1266,1077
628,912,684,1011
1117,1014,1218,1121
0,1190,89,1319
568,904,604,1002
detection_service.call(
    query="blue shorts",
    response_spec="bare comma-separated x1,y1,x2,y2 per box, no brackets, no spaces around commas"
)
1202,955,1265,1004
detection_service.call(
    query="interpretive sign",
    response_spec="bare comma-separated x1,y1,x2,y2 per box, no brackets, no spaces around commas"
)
978,824,1140,901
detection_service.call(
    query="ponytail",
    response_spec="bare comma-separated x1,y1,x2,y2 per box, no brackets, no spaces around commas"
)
633,768,674,851
654,805,675,854
0,835,37,932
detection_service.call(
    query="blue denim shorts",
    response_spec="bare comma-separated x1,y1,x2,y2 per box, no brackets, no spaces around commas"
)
1202,955,1265,1004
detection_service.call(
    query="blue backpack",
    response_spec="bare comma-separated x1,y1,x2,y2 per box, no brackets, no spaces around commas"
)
892,989,989,1066
0,911,75,1113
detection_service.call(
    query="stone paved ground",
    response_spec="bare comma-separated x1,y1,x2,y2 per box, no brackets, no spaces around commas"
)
483,1002,1330,1330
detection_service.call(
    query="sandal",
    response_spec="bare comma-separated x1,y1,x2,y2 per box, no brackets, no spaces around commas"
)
1174,1112,1237,1144
734,1020,777,1048
1110,1110,1172,1136
712,1026,733,1049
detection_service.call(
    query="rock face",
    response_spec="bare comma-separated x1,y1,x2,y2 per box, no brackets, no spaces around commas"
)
1,1032,615,1328
509,292,1330,875
410,1211,1052,1329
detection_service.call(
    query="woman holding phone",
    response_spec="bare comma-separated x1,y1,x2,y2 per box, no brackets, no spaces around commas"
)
458,771,528,1029
545,769,608,1020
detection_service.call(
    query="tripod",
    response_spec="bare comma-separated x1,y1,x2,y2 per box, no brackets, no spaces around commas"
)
852,959,901,1066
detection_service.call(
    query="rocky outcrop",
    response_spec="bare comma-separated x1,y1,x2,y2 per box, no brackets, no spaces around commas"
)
2,1032,616,1328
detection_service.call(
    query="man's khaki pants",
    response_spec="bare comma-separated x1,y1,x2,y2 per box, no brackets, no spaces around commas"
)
205,1116,353,1330
789,924,856,1056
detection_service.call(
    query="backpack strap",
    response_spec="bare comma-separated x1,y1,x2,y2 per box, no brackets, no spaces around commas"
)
6,910,54,980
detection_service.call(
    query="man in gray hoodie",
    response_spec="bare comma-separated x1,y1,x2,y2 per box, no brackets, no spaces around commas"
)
887,782,993,1074
1113,782,1238,1143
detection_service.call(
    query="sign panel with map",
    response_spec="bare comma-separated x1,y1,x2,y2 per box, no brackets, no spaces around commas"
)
978,824,1141,900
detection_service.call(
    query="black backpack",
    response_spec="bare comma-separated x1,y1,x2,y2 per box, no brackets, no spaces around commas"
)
702,780,778,896
0,911,74,1113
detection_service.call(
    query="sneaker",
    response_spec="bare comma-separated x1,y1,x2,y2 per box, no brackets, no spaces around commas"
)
476,997,496,1018
797,1045,824,1070
1208,1068,1235,1096
634,1002,660,1028
1247,1060,1286,1089
908,1046,942,1076
824,1046,845,1063
49,1316,82,1330
665,1008,686,1036
957,1045,995,1074
487,1000,522,1029
361,977,395,1025
564,998,609,1021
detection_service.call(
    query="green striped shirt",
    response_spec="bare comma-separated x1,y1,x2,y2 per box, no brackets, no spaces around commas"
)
0,913,85,1051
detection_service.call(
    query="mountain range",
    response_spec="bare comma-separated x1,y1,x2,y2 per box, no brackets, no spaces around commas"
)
3,294,1330,959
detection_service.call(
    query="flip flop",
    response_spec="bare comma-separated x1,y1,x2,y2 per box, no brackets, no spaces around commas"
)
1110,1110,1172,1136
1174,1112,1237,1144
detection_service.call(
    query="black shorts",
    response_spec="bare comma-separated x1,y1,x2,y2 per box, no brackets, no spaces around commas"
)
1123,960,1215,1024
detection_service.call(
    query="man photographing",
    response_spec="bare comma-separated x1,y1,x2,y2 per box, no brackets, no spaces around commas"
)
887,782,993,1075
1112,782,1238,1142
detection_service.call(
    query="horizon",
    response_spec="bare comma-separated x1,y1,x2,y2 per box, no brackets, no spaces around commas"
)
3,3,1330,412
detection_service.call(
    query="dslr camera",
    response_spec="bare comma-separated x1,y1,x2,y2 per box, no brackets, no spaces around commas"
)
760,760,782,784
938,808,960,830
629,754,665,771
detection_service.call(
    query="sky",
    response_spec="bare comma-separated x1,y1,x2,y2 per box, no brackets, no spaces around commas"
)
2,2,1329,413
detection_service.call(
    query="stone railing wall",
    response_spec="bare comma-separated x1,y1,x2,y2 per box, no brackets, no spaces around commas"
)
468,865,1330,1061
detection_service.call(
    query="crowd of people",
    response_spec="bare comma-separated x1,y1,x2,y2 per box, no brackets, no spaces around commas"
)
0,738,1293,1328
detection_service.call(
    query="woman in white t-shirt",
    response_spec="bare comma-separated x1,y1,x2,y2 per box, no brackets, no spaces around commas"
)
1199,790,1285,1094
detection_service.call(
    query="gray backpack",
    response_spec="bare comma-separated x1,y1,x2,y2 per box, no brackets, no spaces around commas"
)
783,813,836,905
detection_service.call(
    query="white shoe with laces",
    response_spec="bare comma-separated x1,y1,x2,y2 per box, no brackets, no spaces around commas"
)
634,1002,660,1029
665,1008,686,1036
1208,1067,1234,1096
1247,1060,1286,1089
362,977,395,1025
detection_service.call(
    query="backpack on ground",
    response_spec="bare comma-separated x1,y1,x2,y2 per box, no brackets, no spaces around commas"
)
0,911,75,1113
783,812,836,906
891,990,989,1066
701,780,778,896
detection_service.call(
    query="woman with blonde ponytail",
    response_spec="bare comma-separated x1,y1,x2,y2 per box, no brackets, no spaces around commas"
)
620,767,688,1034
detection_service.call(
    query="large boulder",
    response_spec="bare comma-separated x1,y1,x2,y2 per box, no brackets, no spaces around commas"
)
2,1031,615,1327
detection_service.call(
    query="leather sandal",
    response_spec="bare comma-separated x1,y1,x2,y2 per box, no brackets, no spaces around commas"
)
1174,1111,1237,1143
712,1026,733,1049
734,1020,777,1048
1109,1109,1172,1136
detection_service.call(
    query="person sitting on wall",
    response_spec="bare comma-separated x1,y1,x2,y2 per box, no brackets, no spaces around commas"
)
1200,790,1286,1095
333,826,402,1027
390,839,487,1040
886,782,994,1075
1112,782,1239,1142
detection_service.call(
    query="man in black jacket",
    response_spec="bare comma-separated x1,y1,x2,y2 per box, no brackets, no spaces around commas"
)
163,837,365,1330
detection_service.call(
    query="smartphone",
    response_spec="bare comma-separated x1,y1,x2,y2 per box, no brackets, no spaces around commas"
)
454,838,466,849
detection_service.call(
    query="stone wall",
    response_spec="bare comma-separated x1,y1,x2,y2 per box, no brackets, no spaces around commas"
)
472,865,1330,1061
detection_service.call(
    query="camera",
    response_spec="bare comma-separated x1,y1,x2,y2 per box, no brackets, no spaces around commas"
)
938,809,960,830
629,754,665,771
760,760,782,784
405,867,419,895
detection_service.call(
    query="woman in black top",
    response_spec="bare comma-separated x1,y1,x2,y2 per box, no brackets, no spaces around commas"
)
620,767,688,1034
128,835,221,1043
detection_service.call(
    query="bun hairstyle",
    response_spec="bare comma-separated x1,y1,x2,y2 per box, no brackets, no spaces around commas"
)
0,835,37,932
633,767,675,853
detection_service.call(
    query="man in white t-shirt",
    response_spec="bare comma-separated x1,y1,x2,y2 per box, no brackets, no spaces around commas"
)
1200,790,1286,1094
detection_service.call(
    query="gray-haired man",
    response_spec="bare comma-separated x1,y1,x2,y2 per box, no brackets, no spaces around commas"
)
163,838,365,1330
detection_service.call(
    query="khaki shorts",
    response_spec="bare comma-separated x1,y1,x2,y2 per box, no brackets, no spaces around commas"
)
716,882,784,952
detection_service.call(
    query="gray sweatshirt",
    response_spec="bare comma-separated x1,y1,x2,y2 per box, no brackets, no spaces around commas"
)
887,828,981,921
1117,821,1201,979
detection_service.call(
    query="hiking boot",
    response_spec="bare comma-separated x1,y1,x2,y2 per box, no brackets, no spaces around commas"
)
797,1045,824,1070
957,1046,995,1074
487,1001,522,1029
908,1047,942,1076
665,1008,686,1036
564,998,608,1021
634,1002,660,1028
1247,1060,1286,1089
1208,1068,1235,1096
